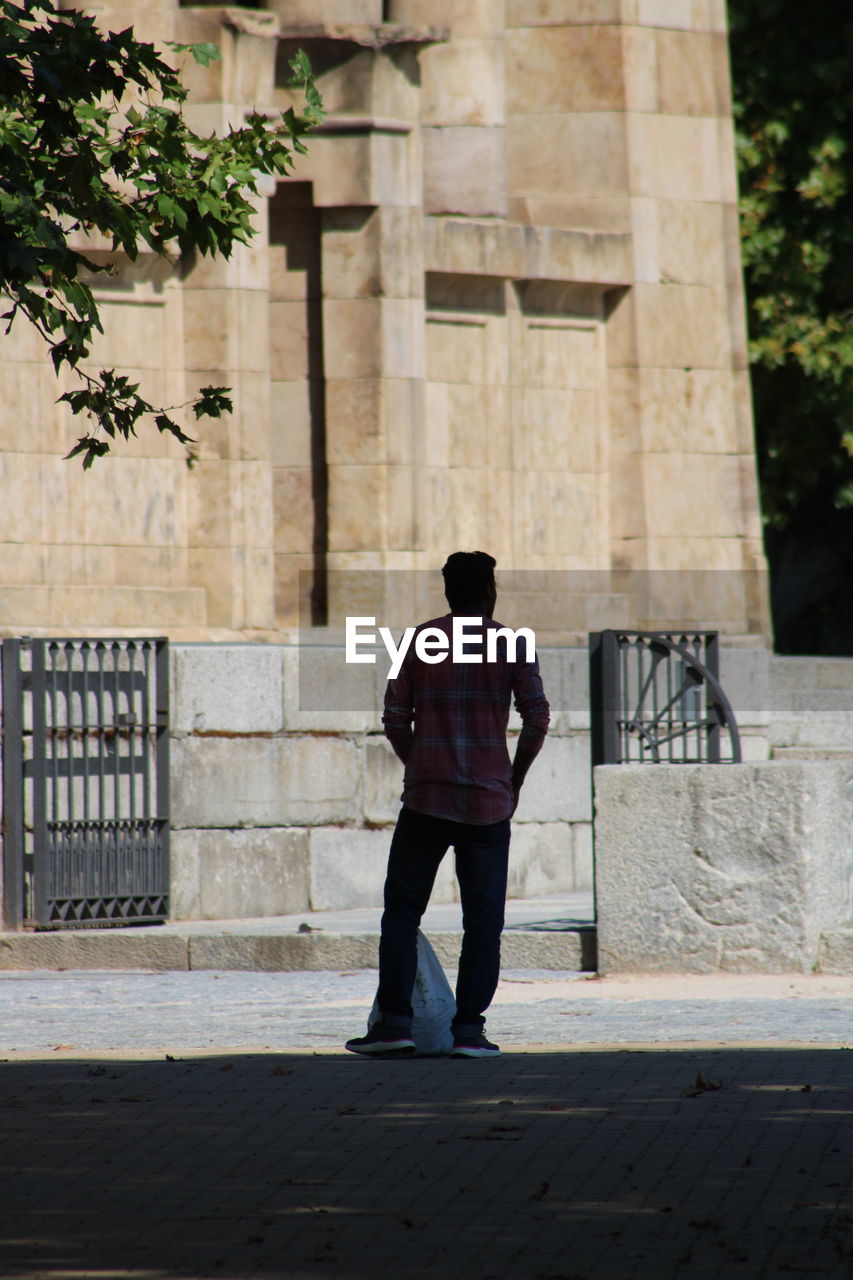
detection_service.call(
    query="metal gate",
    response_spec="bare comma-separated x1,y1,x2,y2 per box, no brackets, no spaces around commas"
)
589,630,741,767
2,637,169,930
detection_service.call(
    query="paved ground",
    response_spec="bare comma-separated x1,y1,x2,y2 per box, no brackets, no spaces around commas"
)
1,965,852,1279
1,967,853,1053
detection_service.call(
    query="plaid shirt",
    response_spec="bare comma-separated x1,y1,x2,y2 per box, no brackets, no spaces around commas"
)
382,614,550,825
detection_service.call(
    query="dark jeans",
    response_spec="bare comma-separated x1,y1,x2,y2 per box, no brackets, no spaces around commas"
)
377,805,510,1034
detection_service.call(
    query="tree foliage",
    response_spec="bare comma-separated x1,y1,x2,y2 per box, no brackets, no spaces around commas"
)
0,0,323,466
729,0,853,651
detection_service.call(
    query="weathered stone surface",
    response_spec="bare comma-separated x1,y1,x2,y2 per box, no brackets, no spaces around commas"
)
171,827,310,920
171,644,284,734
572,821,595,892
0,931,189,972
282,644,379,731
508,823,575,897
595,761,853,974
171,735,361,828
424,126,507,217
514,734,591,824
186,926,594,972
816,928,853,976
364,736,404,825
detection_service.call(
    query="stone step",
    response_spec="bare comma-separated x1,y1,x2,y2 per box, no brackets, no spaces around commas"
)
0,924,596,973
0,893,597,974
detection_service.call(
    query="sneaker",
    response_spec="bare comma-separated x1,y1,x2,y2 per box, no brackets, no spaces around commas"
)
451,1030,500,1058
345,1022,416,1057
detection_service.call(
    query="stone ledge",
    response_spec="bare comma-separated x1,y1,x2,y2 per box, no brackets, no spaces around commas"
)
0,925,595,973
278,23,448,49
425,215,632,285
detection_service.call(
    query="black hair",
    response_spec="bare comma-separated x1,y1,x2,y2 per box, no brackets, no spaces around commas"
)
441,550,496,613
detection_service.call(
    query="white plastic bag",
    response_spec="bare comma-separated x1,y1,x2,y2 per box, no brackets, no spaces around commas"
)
369,929,456,1056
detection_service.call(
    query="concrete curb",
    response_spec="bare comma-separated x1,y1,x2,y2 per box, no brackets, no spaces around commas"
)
0,925,597,973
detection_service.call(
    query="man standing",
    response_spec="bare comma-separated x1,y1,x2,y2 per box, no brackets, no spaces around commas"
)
346,551,550,1059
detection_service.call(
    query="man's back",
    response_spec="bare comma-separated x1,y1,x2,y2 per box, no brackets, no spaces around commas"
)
383,613,550,824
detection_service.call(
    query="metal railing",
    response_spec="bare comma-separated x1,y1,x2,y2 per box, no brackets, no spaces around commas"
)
2,637,170,930
589,630,741,767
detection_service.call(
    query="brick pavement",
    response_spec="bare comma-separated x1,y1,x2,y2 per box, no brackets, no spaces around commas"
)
1,1044,852,1280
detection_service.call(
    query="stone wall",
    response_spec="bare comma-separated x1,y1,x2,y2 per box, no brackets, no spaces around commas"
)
0,0,769,644
2,641,852,928
169,641,595,918
168,640,792,921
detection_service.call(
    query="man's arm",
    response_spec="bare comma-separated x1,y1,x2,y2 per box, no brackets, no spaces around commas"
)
511,661,550,811
382,654,414,764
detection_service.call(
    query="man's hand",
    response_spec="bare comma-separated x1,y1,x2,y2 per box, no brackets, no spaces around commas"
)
510,744,538,816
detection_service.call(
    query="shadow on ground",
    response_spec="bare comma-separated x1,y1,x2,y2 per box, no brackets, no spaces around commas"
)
1,1047,852,1279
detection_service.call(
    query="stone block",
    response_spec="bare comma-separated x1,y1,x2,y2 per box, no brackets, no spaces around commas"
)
627,114,724,203
270,299,309,381
183,287,232,370
174,827,310,920
0,931,188,972
323,205,424,304
512,469,608,561
816,659,853,691
657,200,728,287
572,821,595,891
187,931,381,973
364,736,404,824
655,29,724,117
272,0,383,24
171,644,284,734
508,822,575,897
448,383,510,470
386,464,417,547
561,648,591,730
514,733,592,823
637,0,695,29
388,0,503,37
171,735,361,828
637,367,739,453
271,380,313,468
327,463,387,553
424,126,507,217
421,38,505,127
45,585,207,631
326,378,385,466
309,826,389,911
273,466,314,556
369,132,422,210
594,760,853,974
624,283,732,371
508,113,628,200
623,25,659,113
507,26,625,115
641,453,748,538
506,0,622,23
283,645,379,731
717,647,770,732
426,311,506,387
291,134,374,208
323,299,383,380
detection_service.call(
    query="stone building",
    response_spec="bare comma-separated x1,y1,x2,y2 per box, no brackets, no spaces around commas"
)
0,0,768,642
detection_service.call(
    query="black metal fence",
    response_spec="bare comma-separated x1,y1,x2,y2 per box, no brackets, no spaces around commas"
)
2,638,170,930
589,630,741,767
